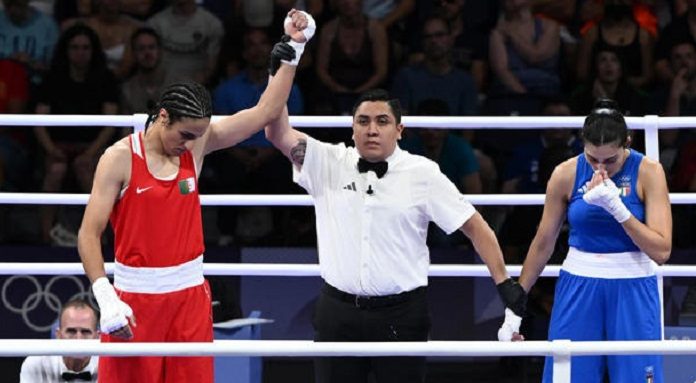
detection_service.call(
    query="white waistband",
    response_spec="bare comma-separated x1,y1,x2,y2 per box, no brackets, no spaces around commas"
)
561,247,656,279
114,255,204,293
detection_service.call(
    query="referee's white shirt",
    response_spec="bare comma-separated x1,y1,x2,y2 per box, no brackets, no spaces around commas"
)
20,355,98,383
294,136,476,296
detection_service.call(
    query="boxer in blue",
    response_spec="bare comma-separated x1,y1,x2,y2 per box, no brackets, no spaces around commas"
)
512,98,672,382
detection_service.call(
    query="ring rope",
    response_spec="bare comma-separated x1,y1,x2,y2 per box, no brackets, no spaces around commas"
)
0,114,686,129
1,339,695,357
0,264,694,277
1,193,696,205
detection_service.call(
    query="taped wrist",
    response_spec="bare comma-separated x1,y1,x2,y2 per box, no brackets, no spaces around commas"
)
92,277,131,333
606,195,631,223
497,308,523,342
282,40,305,66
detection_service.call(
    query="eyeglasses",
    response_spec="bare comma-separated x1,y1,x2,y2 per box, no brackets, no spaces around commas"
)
434,0,457,5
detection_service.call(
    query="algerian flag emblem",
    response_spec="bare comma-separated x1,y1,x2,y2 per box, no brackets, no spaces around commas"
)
178,177,196,195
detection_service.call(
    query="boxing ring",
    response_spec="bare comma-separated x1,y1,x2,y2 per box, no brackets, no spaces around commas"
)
2,113,696,382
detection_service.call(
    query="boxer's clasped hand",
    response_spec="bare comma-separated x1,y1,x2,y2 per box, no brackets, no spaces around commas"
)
281,9,316,66
498,308,524,342
583,171,631,223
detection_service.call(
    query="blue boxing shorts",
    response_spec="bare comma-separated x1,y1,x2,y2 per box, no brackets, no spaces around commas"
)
542,268,662,383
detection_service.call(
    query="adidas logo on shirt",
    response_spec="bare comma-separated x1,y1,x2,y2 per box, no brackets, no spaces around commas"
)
343,182,356,192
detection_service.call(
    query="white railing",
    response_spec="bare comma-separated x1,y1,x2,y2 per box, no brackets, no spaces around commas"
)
0,113,687,177
1,263,695,277
1,192,696,205
3,339,696,382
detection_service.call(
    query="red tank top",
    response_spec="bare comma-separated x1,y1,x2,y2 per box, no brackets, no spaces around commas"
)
110,132,204,267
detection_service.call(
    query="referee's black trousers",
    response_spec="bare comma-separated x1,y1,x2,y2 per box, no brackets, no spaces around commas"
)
313,283,431,383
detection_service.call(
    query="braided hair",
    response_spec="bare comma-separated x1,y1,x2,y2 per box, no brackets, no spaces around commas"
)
581,98,629,147
145,82,212,130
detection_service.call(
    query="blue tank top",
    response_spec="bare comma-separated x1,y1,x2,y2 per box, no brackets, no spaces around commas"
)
567,149,645,253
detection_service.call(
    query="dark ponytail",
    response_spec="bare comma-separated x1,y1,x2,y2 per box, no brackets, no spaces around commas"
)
581,98,629,147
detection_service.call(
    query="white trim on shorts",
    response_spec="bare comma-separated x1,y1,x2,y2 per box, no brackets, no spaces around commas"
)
561,247,656,279
114,255,204,293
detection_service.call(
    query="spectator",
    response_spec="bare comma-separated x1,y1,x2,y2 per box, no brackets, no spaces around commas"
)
361,0,414,63
431,0,496,91
576,0,654,89
315,0,388,114
391,16,478,116
362,0,414,31
61,0,143,79
570,46,649,116
120,27,178,115
651,40,696,183
654,0,696,84
487,0,561,116
655,40,696,250
0,0,59,85
577,0,658,37
147,0,224,85
661,40,696,117
20,298,99,383
33,24,118,246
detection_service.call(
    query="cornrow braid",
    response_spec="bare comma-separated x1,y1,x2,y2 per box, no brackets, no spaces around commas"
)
145,82,212,129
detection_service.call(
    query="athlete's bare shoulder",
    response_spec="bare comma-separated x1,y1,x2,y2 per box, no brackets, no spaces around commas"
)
551,156,578,183
110,136,130,152
97,137,132,185
545,156,578,200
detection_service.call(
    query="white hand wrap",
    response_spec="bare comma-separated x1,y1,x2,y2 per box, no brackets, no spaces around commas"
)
282,11,316,66
497,308,522,342
92,277,133,334
582,177,631,223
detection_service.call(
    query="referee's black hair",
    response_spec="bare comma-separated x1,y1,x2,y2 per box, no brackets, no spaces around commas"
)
581,98,629,147
145,82,212,129
351,89,402,124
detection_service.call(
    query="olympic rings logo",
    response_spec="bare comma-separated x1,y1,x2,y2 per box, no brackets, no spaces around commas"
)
1,275,95,332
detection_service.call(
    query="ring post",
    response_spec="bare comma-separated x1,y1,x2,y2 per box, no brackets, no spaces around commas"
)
552,339,572,383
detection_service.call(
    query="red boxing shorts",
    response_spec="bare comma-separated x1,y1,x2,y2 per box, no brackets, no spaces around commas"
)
98,280,214,383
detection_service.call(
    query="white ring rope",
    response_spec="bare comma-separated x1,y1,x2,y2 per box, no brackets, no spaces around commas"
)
0,114,689,129
0,264,694,277
2,339,696,357
1,192,696,205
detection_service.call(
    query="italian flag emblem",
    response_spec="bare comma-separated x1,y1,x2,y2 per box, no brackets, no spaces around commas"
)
179,177,196,195
619,185,631,197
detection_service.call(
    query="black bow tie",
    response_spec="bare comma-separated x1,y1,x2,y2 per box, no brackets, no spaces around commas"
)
357,158,388,178
62,371,92,381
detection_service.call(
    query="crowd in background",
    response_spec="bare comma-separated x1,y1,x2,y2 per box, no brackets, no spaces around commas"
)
0,1,695,261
